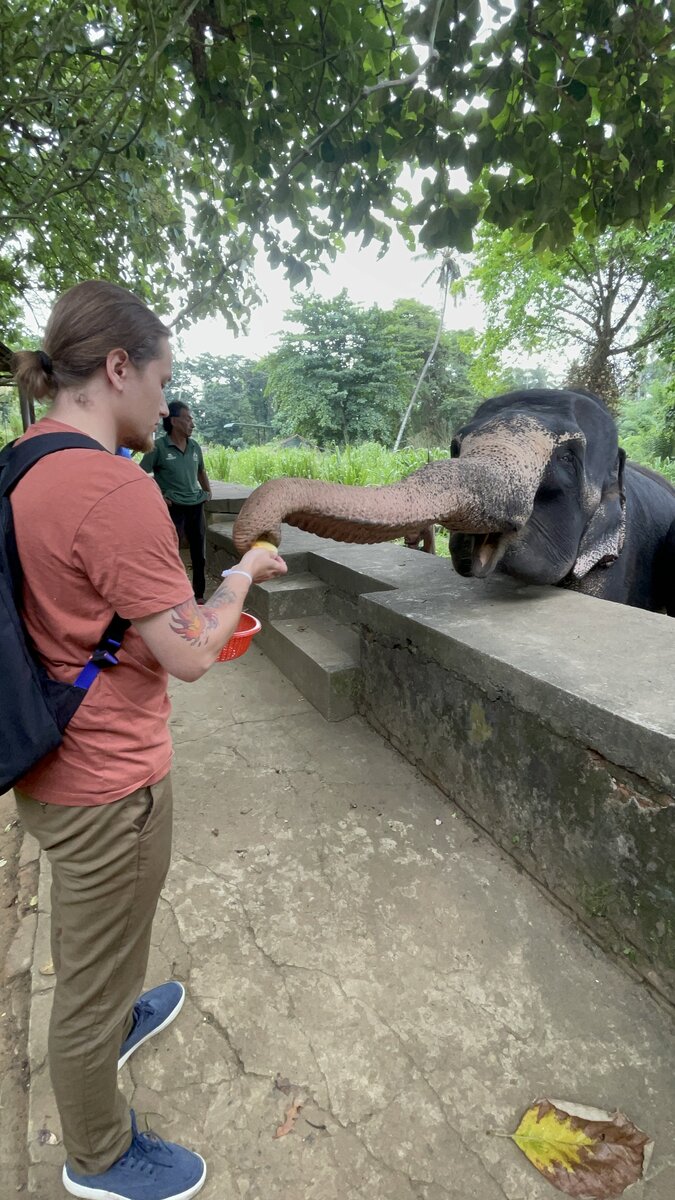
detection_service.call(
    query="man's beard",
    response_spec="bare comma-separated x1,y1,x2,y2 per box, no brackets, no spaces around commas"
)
121,430,154,454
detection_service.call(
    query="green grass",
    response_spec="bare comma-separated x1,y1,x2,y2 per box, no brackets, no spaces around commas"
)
203,441,454,555
202,441,449,487
634,455,675,486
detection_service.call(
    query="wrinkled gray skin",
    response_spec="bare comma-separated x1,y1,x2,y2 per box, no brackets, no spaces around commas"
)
233,389,675,613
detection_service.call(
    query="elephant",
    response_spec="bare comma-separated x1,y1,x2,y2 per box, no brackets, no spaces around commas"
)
403,524,436,554
233,389,675,614
656,517,675,616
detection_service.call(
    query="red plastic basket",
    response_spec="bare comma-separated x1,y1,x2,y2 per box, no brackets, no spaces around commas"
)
217,612,262,662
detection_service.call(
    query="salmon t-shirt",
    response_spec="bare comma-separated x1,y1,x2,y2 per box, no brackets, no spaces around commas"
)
11,418,195,805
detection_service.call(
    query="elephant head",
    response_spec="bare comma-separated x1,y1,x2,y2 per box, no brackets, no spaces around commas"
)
233,389,626,587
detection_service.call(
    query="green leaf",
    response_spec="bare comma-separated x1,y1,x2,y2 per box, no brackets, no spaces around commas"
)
2,0,675,331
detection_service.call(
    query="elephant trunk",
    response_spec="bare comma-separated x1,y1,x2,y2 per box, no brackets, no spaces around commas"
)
232,417,555,553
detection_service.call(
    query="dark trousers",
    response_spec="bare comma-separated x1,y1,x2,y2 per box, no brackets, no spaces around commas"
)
169,501,206,600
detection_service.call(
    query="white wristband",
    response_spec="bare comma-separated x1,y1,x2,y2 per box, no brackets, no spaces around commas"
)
221,568,253,586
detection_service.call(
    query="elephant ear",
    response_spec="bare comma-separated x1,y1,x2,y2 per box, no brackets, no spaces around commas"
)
571,449,626,580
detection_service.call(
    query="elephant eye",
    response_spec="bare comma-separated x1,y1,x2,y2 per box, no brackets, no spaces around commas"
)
559,449,576,465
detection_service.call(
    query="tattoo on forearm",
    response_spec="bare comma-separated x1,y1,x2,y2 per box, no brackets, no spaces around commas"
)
206,580,237,611
168,583,238,647
169,600,217,646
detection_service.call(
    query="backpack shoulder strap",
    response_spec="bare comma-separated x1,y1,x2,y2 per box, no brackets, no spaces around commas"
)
0,433,107,499
74,612,131,689
0,432,130,684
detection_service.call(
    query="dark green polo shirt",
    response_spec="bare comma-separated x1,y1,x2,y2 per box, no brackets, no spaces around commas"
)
140,434,207,505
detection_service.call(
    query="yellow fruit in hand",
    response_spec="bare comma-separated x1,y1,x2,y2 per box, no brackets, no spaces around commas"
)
253,539,278,552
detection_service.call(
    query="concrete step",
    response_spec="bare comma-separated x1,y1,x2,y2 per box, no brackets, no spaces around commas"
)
259,615,360,721
248,573,327,622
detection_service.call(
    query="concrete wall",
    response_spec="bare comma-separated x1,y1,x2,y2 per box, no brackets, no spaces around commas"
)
355,573,674,1002
206,496,675,1002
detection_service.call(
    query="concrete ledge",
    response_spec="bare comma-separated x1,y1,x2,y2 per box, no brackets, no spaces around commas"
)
207,517,340,575
207,482,252,513
358,575,675,792
309,541,460,594
358,577,675,1000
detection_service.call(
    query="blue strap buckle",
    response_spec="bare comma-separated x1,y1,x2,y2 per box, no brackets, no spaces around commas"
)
91,647,121,668
72,614,129,691
74,640,124,689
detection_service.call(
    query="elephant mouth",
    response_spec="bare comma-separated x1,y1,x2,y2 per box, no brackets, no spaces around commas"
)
471,532,506,578
451,531,509,579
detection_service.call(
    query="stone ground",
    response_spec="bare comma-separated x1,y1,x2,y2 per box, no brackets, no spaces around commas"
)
15,646,675,1198
0,791,32,1195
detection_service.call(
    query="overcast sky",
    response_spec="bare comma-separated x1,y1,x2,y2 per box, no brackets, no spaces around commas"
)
176,228,486,362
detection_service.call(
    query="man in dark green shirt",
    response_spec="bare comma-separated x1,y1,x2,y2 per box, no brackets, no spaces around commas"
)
140,401,212,602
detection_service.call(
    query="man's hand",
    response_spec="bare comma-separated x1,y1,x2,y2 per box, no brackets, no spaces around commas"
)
165,496,172,507
239,546,288,583
133,549,287,681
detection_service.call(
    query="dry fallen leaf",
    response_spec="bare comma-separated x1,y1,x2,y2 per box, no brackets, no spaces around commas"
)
37,1127,60,1146
39,960,55,976
507,1098,653,1198
273,1097,303,1139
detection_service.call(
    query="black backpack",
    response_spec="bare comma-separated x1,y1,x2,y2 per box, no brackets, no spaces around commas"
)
0,433,130,794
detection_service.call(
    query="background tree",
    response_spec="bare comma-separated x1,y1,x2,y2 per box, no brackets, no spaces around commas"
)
383,300,479,442
266,291,481,447
619,362,675,481
469,224,675,405
2,1,675,331
492,363,554,393
266,292,404,446
167,354,272,446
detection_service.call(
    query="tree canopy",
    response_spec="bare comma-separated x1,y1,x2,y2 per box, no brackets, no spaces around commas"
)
470,224,675,402
2,1,674,335
383,299,479,440
619,362,675,473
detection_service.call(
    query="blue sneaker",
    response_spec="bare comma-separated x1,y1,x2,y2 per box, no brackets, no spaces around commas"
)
118,982,185,1071
62,1111,206,1199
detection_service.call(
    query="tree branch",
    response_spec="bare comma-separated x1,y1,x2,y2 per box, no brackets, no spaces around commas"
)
551,304,597,331
566,249,598,287
606,324,674,356
279,0,442,183
559,279,597,314
610,279,649,337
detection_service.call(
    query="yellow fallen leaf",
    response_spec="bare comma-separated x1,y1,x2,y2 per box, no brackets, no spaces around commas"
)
39,960,55,976
509,1098,653,1198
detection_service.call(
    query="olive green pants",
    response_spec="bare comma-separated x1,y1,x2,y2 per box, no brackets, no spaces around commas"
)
15,773,173,1175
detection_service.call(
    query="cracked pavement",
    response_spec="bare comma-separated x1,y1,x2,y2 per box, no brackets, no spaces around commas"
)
25,646,675,1198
